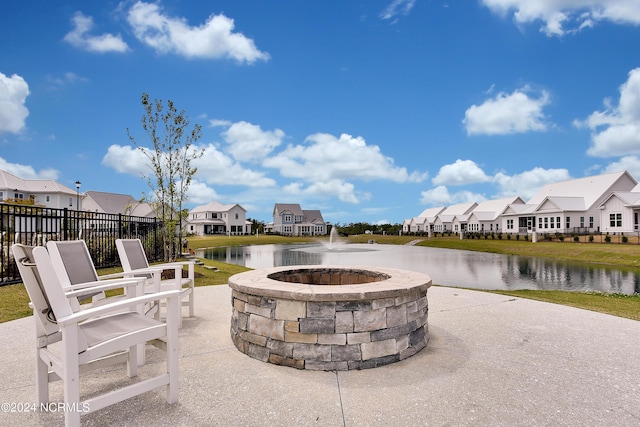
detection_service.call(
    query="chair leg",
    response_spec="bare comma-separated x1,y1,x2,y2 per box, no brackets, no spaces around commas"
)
166,294,180,404
188,288,195,317
137,343,146,366
35,348,49,404
62,326,82,427
127,345,138,377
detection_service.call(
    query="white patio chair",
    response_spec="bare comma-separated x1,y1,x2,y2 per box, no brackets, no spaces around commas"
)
116,238,195,320
46,240,162,314
12,244,180,427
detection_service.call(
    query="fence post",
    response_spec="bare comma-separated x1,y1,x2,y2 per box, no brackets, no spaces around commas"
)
118,213,122,239
63,208,69,241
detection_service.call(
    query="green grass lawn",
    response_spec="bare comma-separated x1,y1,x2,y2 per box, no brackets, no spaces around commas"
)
2,234,639,323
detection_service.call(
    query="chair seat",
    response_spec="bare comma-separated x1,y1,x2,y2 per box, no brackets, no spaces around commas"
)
80,312,163,348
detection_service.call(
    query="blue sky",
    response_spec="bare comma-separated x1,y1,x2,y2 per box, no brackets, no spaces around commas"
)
2,0,640,225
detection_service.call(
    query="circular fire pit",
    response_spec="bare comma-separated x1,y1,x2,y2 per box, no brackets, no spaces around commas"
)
228,265,432,371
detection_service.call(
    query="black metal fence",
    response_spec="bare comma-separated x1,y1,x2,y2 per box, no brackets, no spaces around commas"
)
1,203,163,286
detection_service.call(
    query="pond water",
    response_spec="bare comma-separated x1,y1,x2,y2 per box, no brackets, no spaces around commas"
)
198,243,640,295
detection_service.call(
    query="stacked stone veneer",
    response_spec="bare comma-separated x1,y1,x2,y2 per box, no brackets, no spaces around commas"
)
228,265,432,371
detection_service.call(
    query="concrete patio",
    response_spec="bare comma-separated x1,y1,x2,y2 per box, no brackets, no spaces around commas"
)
1,284,639,426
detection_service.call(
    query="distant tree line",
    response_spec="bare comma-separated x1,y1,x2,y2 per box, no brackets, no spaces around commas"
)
333,222,402,236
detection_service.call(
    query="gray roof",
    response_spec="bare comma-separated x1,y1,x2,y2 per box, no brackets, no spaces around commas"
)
0,169,77,196
303,209,324,223
274,203,304,216
85,191,154,216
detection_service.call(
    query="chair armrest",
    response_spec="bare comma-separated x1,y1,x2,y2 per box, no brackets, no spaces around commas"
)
152,261,195,281
97,271,130,280
57,290,181,326
116,267,164,277
65,278,146,299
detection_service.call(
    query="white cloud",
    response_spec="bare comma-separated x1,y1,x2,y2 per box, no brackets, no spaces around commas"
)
432,159,490,186
46,72,88,90
481,0,640,36
0,72,29,134
602,156,640,180
380,0,417,21
264,132,427,183
209,118,231,127
194,143,276,187
101,144,148,175
493,166,571,199
283,179,362,204
64,12,129,53
102,143,276,188
421,166,571,206
126,1,270,63
576,68,640,157
463,87,550,135
420,185,485,206
186,179,220,205
0,157,58,180
222,121,284,162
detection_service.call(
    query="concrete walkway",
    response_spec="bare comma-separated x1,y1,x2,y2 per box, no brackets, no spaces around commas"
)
1,284,639,426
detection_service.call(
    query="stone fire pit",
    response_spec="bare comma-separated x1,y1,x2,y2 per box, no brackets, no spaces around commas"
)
228,265,432,371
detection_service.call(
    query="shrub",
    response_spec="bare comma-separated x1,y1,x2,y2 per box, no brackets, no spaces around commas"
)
622,235,628,243
605,235,611,243
573,235,580,242
589,235,594,242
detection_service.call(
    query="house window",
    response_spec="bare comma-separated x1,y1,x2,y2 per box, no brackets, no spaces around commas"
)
46,195,50,202
566,216,570,229
635,213,639,230
609,213,622,227
235,213,239,220
539,218,543,229
589,217,594,228
556,217,561,228
507,219,513,230
284,214,292,222
69,197,73,207
580,217,584,228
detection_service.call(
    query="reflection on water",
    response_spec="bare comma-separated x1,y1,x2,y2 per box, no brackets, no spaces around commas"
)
199,243,640,295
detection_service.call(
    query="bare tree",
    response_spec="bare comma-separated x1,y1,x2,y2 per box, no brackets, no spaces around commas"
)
127,93,203,261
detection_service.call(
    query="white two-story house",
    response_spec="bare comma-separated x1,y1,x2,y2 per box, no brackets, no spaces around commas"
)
188,201,251,236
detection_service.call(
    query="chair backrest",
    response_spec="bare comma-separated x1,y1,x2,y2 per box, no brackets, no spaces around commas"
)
46,240,99,288
46,240,101,307
116,239,151,272
12,244,59,336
